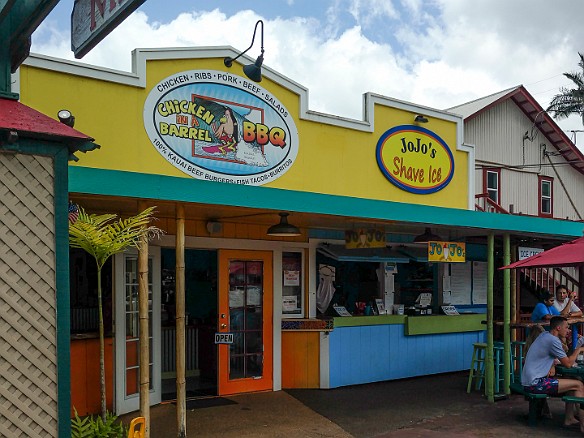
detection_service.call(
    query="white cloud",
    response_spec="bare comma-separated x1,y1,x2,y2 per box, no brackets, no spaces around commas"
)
30,2,584,144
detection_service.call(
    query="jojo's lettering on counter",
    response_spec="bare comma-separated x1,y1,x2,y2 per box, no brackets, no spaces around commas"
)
376,125,455,194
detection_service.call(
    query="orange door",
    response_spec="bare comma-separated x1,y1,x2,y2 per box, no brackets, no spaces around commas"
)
218,250,273,395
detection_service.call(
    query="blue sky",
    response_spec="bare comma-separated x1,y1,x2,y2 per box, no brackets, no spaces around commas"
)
32,1,584,144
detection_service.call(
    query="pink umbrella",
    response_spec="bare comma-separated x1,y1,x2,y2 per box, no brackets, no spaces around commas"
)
501,236,584,269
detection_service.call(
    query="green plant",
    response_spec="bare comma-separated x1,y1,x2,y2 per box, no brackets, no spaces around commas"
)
71,408,126,438
69,206,162,420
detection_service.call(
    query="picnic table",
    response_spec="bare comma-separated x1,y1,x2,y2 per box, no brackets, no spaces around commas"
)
495,317,584,347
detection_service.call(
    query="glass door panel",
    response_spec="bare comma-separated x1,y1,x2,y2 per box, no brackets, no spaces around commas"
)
115,247,160,415
218,250,272,395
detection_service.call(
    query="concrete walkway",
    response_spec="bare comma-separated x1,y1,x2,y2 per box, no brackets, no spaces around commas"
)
123,372,583,437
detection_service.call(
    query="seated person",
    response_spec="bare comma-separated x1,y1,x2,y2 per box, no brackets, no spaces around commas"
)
554,284,583,318
522,316,584,431
531,291,560,323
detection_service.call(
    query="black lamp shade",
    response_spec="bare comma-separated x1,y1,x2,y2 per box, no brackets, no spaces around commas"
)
267,212,301,236
243,54,264,82
413,227,441,243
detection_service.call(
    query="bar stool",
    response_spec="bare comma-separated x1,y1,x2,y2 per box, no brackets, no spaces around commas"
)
467,342,487,393
493,341,505,394
511,341,525,382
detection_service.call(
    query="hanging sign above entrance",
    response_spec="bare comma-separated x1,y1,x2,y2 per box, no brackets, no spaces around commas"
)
518,246,544,260
376,125,454,194
144,70,299,186
345,228,386,249
72,0,146,58
427,241,466,263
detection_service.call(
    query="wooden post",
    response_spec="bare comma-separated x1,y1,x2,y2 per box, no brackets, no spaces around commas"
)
510,244,517,342
503,234,511,394
486,232,495,402
175,204,186,438
138,223,150,437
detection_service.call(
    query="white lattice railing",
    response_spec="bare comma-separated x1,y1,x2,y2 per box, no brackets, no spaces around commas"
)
161,326,199,373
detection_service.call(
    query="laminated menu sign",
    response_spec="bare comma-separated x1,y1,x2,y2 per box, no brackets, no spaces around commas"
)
449,262,471,305
247,286,262,306
375,298,386,314
283,270,300,286
229,289,245,308
333,305,352,316
282,296,298,312
472,262,487,305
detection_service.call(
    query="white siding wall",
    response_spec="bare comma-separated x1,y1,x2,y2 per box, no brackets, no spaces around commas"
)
468,100,584,220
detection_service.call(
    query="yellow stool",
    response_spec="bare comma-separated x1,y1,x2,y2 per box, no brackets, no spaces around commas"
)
128,417,145,438
467,342,487,393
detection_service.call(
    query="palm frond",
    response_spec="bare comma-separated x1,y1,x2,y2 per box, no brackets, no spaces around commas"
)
69,206,163,269
546,53,584,125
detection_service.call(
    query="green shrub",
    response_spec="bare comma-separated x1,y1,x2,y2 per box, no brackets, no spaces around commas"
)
71,409,126,438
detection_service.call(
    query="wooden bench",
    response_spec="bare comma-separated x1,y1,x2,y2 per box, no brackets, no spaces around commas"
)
509,382,549,426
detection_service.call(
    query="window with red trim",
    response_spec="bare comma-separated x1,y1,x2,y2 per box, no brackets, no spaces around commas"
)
483,168,501,205
539,176,553,217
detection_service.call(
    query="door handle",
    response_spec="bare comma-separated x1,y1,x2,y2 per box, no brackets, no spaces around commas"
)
221,313,226,318
221,323,227,329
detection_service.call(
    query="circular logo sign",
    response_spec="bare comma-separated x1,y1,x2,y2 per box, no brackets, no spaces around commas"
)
143,70,298,185
376,125,454,194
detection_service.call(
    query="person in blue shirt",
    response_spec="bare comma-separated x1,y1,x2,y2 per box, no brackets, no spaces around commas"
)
531,291,560,322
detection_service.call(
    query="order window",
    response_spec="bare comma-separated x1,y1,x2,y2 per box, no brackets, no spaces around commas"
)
282,251,303,317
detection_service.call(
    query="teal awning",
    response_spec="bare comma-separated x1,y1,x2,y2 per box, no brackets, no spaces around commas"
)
317,245,410,263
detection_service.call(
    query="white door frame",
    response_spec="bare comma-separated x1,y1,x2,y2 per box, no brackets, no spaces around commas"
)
158,235,311,392
114,246,161,415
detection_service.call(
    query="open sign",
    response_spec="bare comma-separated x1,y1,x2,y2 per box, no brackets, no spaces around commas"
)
215,333,234,344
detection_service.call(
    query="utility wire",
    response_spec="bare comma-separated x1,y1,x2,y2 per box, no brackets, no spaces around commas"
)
544,153,583,220
475,160,582,170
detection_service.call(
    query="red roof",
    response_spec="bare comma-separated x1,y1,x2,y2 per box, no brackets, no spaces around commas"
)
0,98,94,142
456,86,584,175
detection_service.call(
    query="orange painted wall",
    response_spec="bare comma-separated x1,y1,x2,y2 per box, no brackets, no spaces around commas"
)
281,332,320,388
70,337,114,417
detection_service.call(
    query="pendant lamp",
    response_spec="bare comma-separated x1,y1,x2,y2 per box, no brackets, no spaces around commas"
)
413,227,442,243
224,20,265,83
267,212,301,236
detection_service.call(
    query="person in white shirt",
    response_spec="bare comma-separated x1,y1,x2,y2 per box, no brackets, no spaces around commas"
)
554,285,582,318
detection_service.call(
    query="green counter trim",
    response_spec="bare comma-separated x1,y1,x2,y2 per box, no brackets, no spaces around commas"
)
406,314,486,335
333,315,407,327
54,147,72,438
69,166,584,237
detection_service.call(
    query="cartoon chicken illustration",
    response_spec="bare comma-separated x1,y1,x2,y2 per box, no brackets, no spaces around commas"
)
203,108,238,155
191,97,268,166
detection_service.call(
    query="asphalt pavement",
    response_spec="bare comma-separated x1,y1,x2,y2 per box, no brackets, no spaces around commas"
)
122,371,583,437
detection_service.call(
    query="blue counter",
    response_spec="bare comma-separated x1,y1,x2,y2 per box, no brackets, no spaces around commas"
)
324,315,486,388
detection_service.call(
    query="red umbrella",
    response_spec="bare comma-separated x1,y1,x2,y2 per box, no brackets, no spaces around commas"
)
501,236,584,269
